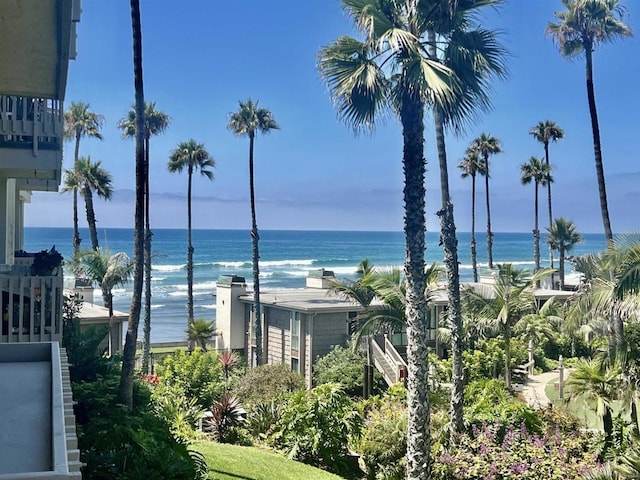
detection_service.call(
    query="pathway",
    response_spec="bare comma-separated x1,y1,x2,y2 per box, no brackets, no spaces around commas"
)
521,369,563,408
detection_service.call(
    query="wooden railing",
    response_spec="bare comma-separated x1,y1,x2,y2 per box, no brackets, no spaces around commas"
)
0,274,63,343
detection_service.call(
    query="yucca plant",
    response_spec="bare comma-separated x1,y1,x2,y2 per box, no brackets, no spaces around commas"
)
206,393,245,443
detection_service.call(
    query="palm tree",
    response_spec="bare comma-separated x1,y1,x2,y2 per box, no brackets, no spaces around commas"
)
318,3,457,474
63,101,104,258
227,99,279,367
520,156,552,279
76,249,133,355
568,356,622,455
120,0,146,408
118,102,170,374
186,318,217,352
530,120,564,268
459,150,486,283
547,217,582,289
469,133,502,268
63,157,113,252
168,139,215,335
426,2,507,436
514,298,562,350
464,264,553,389
547,0,632,242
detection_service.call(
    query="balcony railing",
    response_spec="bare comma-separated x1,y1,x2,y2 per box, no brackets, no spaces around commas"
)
0,274,63,344
0,95,63,155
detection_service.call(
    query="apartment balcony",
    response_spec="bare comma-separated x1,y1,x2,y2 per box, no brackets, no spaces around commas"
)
0,255,63,345
0,95,63,185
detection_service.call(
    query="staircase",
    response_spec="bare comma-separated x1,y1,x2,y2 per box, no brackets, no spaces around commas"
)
368,335,407,386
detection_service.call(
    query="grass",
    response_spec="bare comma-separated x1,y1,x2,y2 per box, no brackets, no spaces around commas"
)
545,379,625,430
191,441,345,480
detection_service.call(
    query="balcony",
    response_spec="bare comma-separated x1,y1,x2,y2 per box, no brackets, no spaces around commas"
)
0,256,63,344
0,95,63,184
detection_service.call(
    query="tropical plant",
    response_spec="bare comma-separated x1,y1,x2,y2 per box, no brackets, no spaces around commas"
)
186,318,217,352
227,99,279,366
118,101,170,374
152,383,205,443
269,383,363,477
232,364,305,407
219,350,240,391
63,157,113,251
168,139,215,338
547,217,582,289
318,2,464,474
520,156,553,279
567,356,622,454
468,133,502,270
314,344,378,398
547,0,632,242
206,393,245,444
63,101,105,258
463,264,554,388
120,0,147,408
76,248,133,355
514,297,562,351
530,120,565,268
459,149,486,283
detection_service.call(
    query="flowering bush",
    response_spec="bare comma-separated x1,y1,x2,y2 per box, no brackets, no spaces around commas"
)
434,422,598,480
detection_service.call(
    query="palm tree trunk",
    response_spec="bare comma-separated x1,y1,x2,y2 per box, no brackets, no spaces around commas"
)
187,165,195,348
72,135,81,258
559,245,565,290
142,135,152,373
504,322,511,389
249,134,263,366
471,174,478,283
120,0,145,408
429,62,464,436
484,158,494,269
534,182,540,286
602,405,613,457
400,92,431,480
585,48,613,243
544,142,554,270
83,186,100,251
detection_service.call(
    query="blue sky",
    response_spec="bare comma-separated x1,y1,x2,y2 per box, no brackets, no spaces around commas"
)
25,1,640,234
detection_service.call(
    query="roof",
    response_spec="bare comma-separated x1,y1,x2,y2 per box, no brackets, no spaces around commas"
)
239,289,364,314
77,302,127,322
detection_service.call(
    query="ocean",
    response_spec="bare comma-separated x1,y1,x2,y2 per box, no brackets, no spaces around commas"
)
23,227,608,342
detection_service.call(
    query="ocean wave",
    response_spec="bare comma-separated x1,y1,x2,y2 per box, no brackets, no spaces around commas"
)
168,290,214,298
154,264,184,272
175,281,217,291
200,304,216,310
150,304,165,310
261,259,316,268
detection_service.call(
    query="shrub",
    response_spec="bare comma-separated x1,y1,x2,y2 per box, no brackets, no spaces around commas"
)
151,383,204,443
205,393,246,443
314,344,385,397
232,363,304,406
269,383,363,477
156,348,224,409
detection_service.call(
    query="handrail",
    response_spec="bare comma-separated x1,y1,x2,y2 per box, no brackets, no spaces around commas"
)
384,335,407,369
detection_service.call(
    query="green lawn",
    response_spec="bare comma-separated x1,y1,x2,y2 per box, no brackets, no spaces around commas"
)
191,441,346,480
545,379,625,430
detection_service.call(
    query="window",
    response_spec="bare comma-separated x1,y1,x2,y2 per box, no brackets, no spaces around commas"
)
291,311,300,352
291,357,299,373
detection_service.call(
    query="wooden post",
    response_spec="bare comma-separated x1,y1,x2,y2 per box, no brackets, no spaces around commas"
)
558,355,564,400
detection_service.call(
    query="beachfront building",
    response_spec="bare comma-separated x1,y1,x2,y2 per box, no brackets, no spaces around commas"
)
0,1,82,477
216,269,447,388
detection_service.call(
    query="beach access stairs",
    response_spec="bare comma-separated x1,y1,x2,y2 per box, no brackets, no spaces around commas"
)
368,335,407,386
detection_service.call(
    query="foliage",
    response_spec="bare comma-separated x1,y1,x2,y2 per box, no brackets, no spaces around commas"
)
245,400,284,440
186,318,217,351
151,382,205,443
156,349,225,409
269,383,363,477
31,248,64,276
205,393,246,443
314,344,382,397
73,372,204,479
433,421,598,480
231,363,304,407
462,338,529,382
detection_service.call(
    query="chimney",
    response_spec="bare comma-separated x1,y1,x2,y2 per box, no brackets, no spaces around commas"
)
306,268,335,289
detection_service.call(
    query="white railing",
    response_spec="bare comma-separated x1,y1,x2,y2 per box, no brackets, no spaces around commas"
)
0,95,63,155
0,275,63,343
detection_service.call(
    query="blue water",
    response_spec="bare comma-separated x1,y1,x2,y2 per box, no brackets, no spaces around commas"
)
23,228,608,342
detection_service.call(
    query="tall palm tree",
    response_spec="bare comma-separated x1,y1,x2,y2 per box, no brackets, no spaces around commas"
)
63,101,104,257
426,2,507,436
469,133,502,268
120,0,146,408
63,157,113,252
227,99,279,367
318,2,457,475
464,264,553,388
547,217,582,289
168,139,215,335
547,0,632,242
520,156,552,279
76,249,133,355
530,120,564,268
459,150,486,282
118,102,170,374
